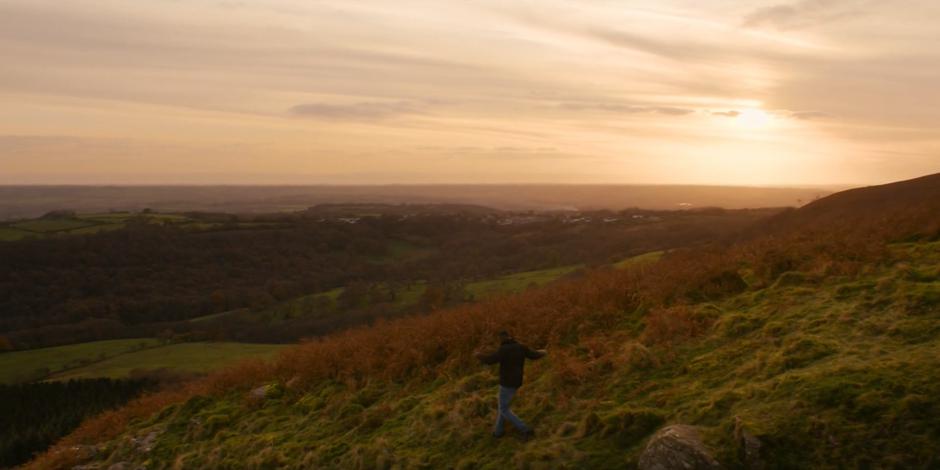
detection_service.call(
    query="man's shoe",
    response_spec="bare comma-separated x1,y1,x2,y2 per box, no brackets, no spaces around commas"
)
493,432,504,439
519,429,534,442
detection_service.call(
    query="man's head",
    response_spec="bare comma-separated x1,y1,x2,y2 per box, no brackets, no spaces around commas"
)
498,330,512,342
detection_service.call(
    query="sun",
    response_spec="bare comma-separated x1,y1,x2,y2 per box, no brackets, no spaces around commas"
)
735,108,774,129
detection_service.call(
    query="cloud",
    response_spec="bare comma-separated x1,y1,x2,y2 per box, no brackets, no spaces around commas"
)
655,107,696,116
789,110,831,120
288,101,423,121
743,0,866,30
560,103,695,116
712,110,741,117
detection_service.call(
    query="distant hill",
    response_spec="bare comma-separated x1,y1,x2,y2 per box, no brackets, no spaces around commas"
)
304,202,501,217
0,184,833,220
752,172,940,238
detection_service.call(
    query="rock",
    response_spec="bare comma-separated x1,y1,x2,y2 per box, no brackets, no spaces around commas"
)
130,430,160,453
638,425,722,470
69,445,98,459
249,383,283,400
734,417,764,469
250,385,269,400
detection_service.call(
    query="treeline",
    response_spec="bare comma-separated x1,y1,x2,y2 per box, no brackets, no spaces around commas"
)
0,379,150,468
0,208,775,349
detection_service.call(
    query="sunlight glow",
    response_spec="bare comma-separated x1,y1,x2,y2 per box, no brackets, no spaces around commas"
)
735,109,774,129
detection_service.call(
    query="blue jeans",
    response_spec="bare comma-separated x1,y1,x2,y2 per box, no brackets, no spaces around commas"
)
494,386,529,436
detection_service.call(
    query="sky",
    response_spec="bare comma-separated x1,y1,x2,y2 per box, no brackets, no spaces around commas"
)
1,0,938,185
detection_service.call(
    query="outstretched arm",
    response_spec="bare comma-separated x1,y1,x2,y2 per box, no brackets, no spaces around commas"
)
475,347,501,365
525,347,547,360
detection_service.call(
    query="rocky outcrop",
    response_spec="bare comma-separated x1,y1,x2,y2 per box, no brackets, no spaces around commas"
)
734,417,765,470
638,425,722,470
249,383,283,400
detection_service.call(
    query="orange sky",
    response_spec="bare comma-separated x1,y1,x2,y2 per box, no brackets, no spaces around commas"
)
1,0,938,185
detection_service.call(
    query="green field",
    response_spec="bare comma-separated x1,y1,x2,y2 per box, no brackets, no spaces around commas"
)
613,250,664,269
0,212,221,242
0,227,31,241
11,219,94,233
80,212,189,223
466,265,582,298
0,339,161,384
48,342,287,381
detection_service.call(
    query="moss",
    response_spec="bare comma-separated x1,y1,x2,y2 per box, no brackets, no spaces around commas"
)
621,342,656,370
599,407,664,447
337,402,366,418
204,414,231,432
886,319,940,343
769,336,836,372
576,412,601,438
716,312,764,337
834,281,876,299
772,271,815,289
352,385,385,408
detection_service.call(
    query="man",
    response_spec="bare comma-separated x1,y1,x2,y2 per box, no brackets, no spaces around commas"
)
475,331,547,440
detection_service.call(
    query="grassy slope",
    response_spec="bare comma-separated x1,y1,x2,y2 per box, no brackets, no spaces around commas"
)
66,242,940,469
0,339,161,384
48,343,288,381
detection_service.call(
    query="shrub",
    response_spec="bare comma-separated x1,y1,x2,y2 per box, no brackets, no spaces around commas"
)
641,305,714,346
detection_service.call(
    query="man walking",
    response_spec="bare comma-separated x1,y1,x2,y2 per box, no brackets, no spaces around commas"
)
475,331,546,440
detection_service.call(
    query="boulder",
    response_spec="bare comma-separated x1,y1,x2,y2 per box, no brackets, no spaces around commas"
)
638,425,722,470
734,417,764,470
130,430,160,453
249,383,283,400
249,385,268,400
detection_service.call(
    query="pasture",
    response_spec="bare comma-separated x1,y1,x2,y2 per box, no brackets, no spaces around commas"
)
0,339,161,384
48,342,287,381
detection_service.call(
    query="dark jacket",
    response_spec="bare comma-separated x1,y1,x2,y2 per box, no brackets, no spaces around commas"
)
478,338,545,388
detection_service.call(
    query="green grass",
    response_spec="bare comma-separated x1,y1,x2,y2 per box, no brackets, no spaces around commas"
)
0,339,161,384
466,265,582,298
79,213,190,223
48,343,287,381
68,223,128,235
613,250,664,269
76,241,940,469
0,227,31,241
11,219,94,233
0,213,200,242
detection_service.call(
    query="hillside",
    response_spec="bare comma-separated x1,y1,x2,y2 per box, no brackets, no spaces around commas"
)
756,173,940,237
1,206,768,349
28,175,940,469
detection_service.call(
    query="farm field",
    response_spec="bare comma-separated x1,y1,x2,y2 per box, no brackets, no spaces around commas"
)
0,212,234,241
466,265,582,298
48,342,287,381
0,339,162,384
613,250,664,268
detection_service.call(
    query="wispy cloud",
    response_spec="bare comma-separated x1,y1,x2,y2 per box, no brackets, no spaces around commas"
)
560,103,695,116
789,110,831,120
743,0,867,30
712,110,741,118
288,101,424,121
